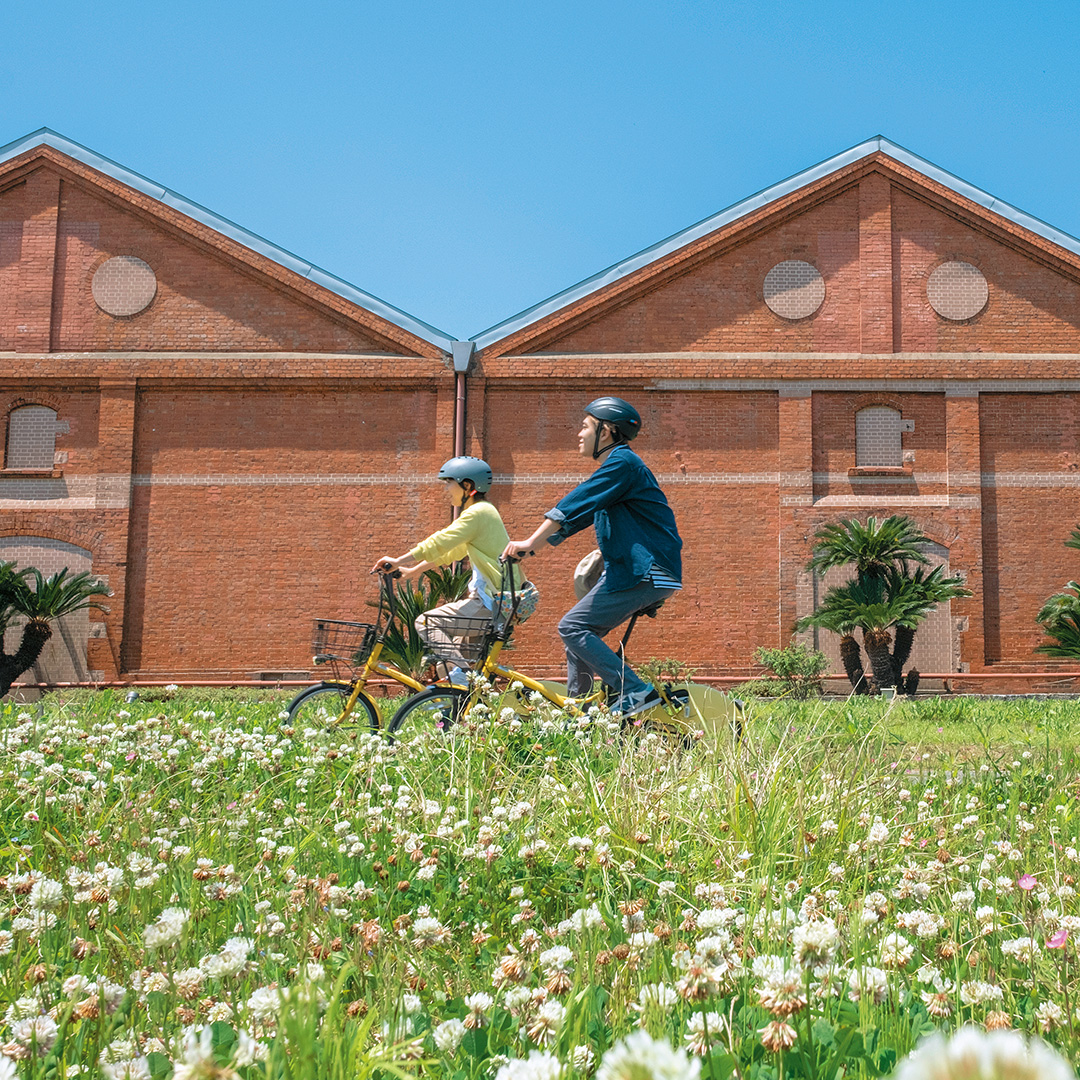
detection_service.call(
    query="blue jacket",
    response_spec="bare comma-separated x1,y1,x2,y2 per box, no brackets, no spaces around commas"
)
544,443,683,592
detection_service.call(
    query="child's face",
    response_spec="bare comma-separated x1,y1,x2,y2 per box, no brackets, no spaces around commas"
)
442,478,468,506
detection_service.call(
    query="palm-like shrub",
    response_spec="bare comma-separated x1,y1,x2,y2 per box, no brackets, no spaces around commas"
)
374,564,472,678
798,517,970,694
0,562,111,695
1035,526,1080,659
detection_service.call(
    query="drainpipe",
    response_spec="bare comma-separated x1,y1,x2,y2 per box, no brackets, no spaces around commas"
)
451,341,475,457
450,341,475,518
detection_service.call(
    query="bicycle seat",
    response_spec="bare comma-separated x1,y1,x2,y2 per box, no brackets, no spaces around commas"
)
634,600,665,619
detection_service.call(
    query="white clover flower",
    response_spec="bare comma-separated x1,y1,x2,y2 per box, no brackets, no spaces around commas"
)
464,990,494,1022
412,916,450,947
28,877,63,911
539,945,574,972
694,908,728,932
847,966,889,1004
1001,937,1041,963
880,932,914,968
751,955,788,981
172,967,205,999
596,1029,701,1080
867,821,889,844
894,1026,1074,1080
959,980,1004,1006
12,1013,59,1054
143,905,189,949
494,1050,566,1080
526,1000,565,1046
434,1017,467,1054
792,917,838,969
684,1012,725,1056
505,986,532,1012
571,1045,595,1073
246,985,282,1020
1035,1000,1065,1032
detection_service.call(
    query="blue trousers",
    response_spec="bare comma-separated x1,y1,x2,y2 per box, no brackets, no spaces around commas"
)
557,575,677,698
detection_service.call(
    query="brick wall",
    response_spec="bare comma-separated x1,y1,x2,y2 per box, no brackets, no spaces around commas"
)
3,146,1080,682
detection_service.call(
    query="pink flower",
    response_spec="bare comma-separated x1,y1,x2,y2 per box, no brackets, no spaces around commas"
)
1018,874,1037,891
1048,929,1069,949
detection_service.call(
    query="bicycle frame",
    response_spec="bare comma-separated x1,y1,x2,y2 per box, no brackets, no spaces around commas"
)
393,557,742,744
303,570,427,726
459,562,672,718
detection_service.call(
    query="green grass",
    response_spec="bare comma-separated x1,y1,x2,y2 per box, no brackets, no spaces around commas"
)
4,688,1080,1078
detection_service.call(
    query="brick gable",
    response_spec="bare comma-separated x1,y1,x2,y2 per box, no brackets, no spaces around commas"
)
0,147,445,358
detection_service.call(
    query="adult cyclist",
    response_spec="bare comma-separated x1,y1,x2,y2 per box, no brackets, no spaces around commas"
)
503,397,683,717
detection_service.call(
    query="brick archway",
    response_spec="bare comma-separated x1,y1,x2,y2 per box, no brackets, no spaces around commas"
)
0,536,96,686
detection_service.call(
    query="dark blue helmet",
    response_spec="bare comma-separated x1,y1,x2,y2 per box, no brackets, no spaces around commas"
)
585,397,642,442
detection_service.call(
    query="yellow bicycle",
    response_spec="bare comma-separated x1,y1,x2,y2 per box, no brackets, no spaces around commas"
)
386,560,742,744
286,568,427,732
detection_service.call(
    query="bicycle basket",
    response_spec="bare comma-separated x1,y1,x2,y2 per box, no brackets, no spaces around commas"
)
416,613,494,664
311,620,377,664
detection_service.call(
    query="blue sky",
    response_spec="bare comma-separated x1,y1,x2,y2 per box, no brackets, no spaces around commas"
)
4,1,1080,340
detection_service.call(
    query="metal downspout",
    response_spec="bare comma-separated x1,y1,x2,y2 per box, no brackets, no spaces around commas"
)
450,342,475,456
450,342,476,517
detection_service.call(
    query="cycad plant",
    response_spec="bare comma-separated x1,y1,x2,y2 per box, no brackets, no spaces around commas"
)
1035,525,1080,659
797,516,970,694
0,562,111,695
373,563,472,678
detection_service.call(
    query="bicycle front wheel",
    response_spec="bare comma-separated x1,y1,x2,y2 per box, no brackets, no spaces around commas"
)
388,686,467,743
286,682,379,735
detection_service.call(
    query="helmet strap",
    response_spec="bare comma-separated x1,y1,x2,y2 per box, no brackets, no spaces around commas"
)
591,422,620,461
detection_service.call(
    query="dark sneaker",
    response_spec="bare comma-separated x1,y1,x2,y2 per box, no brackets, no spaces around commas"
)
612,684,662,718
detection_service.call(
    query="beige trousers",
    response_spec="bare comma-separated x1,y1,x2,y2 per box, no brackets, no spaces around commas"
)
415,594,491,672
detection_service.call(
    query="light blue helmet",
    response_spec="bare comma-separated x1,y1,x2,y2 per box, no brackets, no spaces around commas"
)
438,456,493,493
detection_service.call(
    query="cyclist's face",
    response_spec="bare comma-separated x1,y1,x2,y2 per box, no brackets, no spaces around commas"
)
442,478,467,506
578,415,613,457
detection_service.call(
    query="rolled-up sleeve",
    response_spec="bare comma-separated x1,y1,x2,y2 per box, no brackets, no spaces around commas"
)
545,455,634,544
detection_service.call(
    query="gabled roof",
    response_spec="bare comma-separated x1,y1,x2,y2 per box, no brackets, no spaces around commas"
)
0,128,455,353
469,135,1080,352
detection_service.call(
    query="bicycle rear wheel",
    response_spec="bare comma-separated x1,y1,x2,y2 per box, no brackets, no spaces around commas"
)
388,686,467,743
638,684,743,747
286,682,379,734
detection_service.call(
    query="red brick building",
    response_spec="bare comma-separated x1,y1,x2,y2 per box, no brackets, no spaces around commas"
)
2,131,1079,685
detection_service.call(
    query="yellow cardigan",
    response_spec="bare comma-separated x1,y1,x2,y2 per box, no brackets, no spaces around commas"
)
409,502,524,595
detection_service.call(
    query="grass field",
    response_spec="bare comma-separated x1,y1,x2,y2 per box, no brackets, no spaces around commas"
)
1,687,1079,1078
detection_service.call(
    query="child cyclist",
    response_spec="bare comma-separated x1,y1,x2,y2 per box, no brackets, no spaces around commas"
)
370,456,536,684
502,397,682,718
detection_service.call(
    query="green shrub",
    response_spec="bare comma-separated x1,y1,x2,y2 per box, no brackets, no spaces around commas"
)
743,640,830,698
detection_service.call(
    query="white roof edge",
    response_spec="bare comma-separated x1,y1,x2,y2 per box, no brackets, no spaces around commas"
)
0,128,455,352
470,135,1080,351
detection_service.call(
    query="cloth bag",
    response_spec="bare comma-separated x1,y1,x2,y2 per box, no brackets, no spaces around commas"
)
573,549,605,599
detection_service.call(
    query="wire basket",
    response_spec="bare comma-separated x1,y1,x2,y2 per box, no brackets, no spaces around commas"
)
311,620,377,665
416,613,494,664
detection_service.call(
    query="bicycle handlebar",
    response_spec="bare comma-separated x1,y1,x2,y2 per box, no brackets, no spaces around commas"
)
500,551,532,564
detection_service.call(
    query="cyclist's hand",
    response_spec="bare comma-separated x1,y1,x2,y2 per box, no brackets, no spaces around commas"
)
501,541,534,562
370,556,400,575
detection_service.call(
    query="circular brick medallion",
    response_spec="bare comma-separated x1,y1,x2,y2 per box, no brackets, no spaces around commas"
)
764,260,825,319
92,256,157,316
926,260,987,321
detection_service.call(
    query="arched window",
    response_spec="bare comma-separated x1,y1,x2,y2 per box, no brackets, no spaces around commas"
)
855,406,902,468
5,405,57,470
